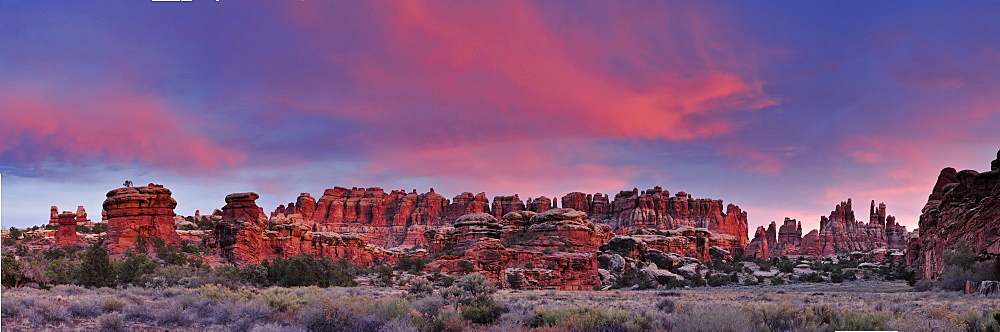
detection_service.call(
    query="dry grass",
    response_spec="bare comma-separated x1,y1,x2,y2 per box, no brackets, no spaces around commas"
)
2,281,998,331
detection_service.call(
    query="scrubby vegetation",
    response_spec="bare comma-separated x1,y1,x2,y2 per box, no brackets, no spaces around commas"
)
4,280,998,331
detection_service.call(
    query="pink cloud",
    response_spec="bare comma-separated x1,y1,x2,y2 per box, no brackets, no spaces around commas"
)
281,0,775,144
0,87,246,171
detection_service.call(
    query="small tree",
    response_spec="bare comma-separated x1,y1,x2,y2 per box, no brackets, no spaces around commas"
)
77,242,116,287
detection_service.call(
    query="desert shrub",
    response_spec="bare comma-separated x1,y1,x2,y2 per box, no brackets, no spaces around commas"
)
800,272,825,283
940,241,999,291
777,259,797,273
135,264,217,288
749,302,801,332
28,299,72,326
297,297,386,331
670,303,751,332
77,242,116,288
51,284,87,296
117,252,158,285
706,272,734,287
68,296,107,318
770,277,785,285
1,252,26,287
103,297,127,312
240,263,271,286
656,299,675,313
441,273,505,324
372,265,395,287
460,301,507,324
228,300,276,331
396,256,430,273
531,307,634,331
98,312,127,332
408,277,435,298
412,295,447,316
268,255,359,287
689,273,707,287
833,311,889,331
507,271,523,290
458,260,475,274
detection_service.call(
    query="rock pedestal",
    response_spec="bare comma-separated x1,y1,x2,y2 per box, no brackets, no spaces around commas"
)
213,192,268,264
55,212,80,247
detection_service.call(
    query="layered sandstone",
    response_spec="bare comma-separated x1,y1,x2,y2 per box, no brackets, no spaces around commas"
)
818,199,907,256
306,187,450,248
54,212,80,247
563,187,748,255
910,150,1000,279
212,192,269,264
745,201,906,259
277,185,749,252
102,184,181,254
425,209,611,290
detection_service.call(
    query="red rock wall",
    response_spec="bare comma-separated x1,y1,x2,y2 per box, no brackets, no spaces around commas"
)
278,185,749,252
910,151,1000,279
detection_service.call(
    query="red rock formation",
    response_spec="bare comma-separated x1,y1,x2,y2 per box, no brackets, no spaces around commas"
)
75,206,89,225
306,187,451,247
565,187,749,255
49,206,58,225
212,192,269,264
103,184,181,255
817,199,907,256
910,150,1000,279
521,208,614,251
445,192,490,220
527,196,555,213
745,226,771,258
54,212,80,247
777,218,802,249
491,195,525,218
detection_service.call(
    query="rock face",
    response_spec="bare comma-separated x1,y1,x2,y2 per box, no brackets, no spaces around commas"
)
275,185,750,252
212,192,269,264
745,201,907,259
54,212,80,247
425,208,611,290
103,184,181,255
562,187,748,255
305,187,451,248
910,150,1000,279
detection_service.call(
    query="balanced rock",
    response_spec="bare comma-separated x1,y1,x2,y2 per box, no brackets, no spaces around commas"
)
212,192,268,264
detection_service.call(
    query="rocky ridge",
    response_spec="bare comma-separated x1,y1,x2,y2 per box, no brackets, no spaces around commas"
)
908,150,1000,279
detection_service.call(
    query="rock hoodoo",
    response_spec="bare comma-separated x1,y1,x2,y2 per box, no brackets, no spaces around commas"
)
275,186,749,254
54,211,80,247
909,150,1000,279
745,201,907,260
102,184,181,255
212,192,269,264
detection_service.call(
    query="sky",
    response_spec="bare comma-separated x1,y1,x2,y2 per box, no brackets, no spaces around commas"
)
1,1,997,235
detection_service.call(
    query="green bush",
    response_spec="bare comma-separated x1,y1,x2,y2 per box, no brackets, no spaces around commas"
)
833,311,889,331
267,255,359,287
408,277,434,298
770,277,785,285
117,252,158,285
77,243,116,288
395,256,430,273
507,271,523,289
